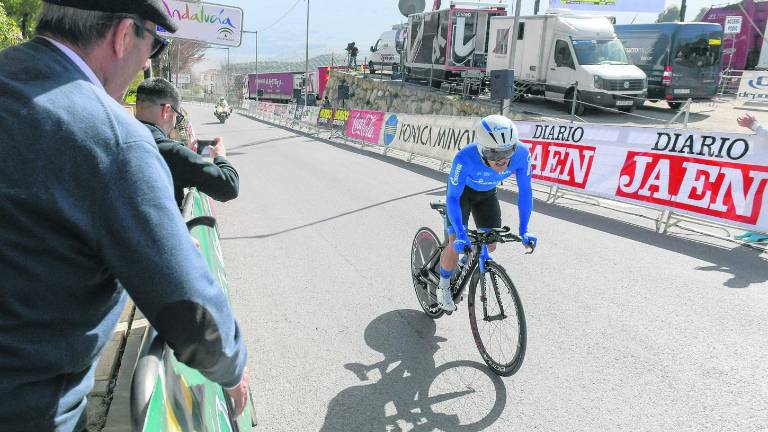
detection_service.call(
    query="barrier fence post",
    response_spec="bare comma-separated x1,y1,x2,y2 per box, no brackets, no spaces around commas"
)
570,82,579,123
683,98,692,128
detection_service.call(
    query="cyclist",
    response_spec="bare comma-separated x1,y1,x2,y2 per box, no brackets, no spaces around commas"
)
216,96,229,109
437,115,537,312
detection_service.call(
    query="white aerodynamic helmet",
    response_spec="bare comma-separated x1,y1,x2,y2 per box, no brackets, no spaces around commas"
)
474,114,518,161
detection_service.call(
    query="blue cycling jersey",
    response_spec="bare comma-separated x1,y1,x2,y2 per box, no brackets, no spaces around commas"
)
446,143,533,238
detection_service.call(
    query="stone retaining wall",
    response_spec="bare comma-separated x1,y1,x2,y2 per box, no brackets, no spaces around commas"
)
325,71,522,119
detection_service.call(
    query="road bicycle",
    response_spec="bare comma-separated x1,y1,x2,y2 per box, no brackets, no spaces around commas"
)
410,202,534,376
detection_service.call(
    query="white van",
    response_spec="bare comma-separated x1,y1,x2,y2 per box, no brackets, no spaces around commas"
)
369,24,407,74
488,11,648,114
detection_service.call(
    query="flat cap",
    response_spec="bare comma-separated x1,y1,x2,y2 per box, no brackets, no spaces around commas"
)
43,0,178,33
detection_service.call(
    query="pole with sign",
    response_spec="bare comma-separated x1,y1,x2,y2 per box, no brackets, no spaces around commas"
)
157,0,244,47
724,16,742,71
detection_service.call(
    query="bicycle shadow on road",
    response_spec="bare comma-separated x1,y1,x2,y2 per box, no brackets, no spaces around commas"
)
320,310,508,432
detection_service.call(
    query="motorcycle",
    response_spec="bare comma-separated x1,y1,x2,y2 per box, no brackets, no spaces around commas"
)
214,105,231,124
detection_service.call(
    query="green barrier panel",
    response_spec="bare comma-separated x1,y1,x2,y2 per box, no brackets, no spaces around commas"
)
137,189,256,432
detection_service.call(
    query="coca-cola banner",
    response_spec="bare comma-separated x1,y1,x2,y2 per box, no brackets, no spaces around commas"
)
345,110,386,144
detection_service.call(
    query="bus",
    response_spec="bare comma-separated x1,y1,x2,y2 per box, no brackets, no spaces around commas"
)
615,23,723,109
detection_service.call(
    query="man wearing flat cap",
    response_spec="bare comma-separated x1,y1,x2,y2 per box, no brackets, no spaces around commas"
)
0,2,249,431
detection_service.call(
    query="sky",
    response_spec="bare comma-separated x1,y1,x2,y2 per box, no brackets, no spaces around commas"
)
194,0,725,71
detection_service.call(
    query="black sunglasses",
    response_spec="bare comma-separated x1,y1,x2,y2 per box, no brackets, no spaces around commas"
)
135,21,169,59
161,104,185,125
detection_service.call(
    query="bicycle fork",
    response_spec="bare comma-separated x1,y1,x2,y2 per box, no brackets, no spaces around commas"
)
478,245,507,322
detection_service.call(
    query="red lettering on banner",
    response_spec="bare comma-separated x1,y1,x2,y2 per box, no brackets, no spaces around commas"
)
617,152,768,224
524,140,596,189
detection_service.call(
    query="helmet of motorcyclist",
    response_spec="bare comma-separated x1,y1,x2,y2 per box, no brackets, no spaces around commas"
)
474,114,518,162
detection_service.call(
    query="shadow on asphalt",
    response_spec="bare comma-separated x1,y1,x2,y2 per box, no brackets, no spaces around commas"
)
320,310,508,432
239,116,767,289
220,186,445,240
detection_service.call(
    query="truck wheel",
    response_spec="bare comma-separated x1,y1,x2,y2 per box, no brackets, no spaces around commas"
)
565,89,585,116
368,62,375,75
667,101,683,110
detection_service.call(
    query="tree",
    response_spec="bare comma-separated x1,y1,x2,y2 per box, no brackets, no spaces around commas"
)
0,3,23,50
693,7,710,21
151,39,208,82
4,0,42,39
656,5,680,23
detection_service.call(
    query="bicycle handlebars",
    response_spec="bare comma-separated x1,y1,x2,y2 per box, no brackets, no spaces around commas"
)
466,226,536,254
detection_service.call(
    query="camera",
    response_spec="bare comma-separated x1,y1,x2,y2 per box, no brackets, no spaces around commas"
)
196,139,216,155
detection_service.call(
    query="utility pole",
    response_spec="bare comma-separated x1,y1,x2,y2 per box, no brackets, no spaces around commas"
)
502,0,522,117
243,30,259,101
679,0,687,22
304,0,310,106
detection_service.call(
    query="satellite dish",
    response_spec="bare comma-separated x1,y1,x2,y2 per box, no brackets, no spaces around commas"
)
399,0,426,17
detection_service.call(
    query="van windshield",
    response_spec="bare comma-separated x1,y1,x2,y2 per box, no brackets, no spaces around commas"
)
572,39,629,65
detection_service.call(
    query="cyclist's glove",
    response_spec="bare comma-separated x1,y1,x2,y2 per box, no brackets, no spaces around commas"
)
521,232,538,249
453,235,471,254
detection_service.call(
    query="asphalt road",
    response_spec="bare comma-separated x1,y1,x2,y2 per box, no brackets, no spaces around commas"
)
189,104,768,432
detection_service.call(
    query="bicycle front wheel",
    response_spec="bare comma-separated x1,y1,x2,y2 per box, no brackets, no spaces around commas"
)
411,227,444,319
467,261,526,376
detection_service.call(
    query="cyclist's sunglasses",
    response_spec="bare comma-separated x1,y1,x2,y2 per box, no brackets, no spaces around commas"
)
134,21,169,59
482,144,516,162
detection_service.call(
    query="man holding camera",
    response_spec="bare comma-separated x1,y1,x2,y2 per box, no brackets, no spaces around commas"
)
136,77,239,209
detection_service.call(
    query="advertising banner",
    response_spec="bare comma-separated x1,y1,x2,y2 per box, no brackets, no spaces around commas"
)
548,0,665,13
247,73,296,99
157,1,243,47
515,121,768,230
302,107,321,127
379,113,479,160
332,108,351,130
317,107,334,128
345,110,386,144
737,71,768,103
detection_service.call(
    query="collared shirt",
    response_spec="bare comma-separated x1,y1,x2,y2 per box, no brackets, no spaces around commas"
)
39,36,104,90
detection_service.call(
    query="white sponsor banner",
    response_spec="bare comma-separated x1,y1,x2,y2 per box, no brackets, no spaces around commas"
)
379,113,479,161
157,0,244,47
515,121,768,231
301,107,321,127
737,71,768,103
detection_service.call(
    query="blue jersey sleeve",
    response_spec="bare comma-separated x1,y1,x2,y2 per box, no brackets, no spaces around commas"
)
515,147,534,235
446,154,468,239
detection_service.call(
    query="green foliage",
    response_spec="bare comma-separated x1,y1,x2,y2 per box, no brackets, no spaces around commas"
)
122,71,146,105
656,5,681,23
0,3,23,50
3,0,42,39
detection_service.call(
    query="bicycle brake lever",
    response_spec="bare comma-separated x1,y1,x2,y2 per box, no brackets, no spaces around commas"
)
524,242,536,255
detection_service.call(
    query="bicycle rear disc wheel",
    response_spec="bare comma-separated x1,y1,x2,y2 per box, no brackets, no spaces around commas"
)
468,261,526,376
411,227,444,319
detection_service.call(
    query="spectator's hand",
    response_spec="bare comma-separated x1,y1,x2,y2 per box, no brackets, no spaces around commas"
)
209,137,226,158
224,367,249,418
187,122,198,152
737,113,756,130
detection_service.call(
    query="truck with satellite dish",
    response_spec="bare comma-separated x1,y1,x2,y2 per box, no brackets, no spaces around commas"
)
487,10,648,114
401,0,507,89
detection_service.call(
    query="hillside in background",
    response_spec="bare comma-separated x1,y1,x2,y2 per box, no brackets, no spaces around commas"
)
226,52,349,74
